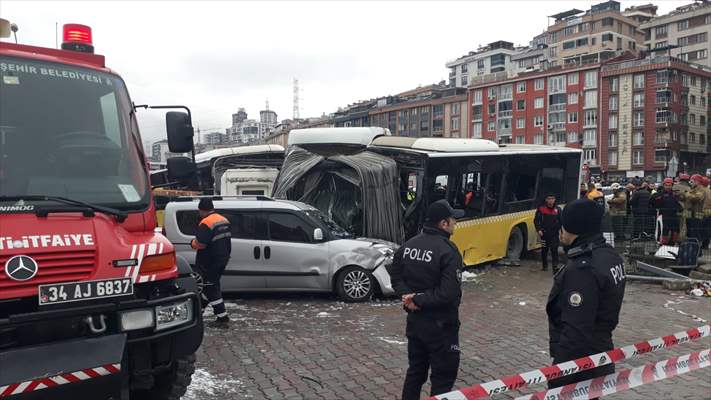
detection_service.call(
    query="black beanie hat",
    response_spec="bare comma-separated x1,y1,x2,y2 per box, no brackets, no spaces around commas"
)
561,198,604,235
198,198,214,211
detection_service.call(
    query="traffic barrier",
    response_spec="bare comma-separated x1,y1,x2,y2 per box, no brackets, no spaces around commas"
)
514,349,710,400
0,363,120,398
429,324,710,400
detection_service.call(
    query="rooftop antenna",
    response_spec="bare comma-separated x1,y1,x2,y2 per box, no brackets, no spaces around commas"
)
266,99,270,111
293,78,300,120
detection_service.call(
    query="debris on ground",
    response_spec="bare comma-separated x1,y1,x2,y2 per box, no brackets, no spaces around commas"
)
186,369,246,398
461,271,479,282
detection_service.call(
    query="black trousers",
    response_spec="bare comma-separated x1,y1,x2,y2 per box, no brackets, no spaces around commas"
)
198,259,228,318
687,218,703,242
549,356,614,400
402,317,460,400
541,238,559,270
702,217,711,248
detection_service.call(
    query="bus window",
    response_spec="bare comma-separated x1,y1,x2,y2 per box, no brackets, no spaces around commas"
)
540,167,564,201
504,155,539,212
432,175,448,202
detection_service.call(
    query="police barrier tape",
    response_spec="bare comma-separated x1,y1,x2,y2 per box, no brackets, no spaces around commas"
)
0,363,121,398
430,324,710,400
514,349,711,400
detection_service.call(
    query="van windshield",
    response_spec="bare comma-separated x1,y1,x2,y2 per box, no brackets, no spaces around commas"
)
304,210,352,239
0,56,149,211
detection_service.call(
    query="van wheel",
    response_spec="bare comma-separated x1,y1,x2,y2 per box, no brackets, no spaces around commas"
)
336,266,375,302
506,227,525,261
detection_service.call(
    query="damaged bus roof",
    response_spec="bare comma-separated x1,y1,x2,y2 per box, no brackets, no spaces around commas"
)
288,127,391,147
195,144,285,164
369,136,581,157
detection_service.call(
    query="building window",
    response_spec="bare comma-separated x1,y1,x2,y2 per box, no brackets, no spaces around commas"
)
584,71,597,89
609,114,618,129
701,115,706,126
452,103,461,115
488,121,496,131
568,132,579,143
609,133,618,147
678,19,689,31
451,117,460,131
602,33,614,42
568,112,578,123
690,114,696,125
549,46,558,58
632,150,644,165
563,40,575,50
568,73,578,85
602,17,613,27
548,75,566,93
690,132,696,143
655,25,667,38
691,95,696,105
535,97,544,109
533,134,544,145
534,115,545,127
634,112,644,127
576,38,588,47
569,92,579,104
517,99,525,110
702,96,706,107
634,74,645,89
655,41,668,49
461,64,468,73
584,129,596,146
473,90,483,104
461,75,468,86
608,151,618,166
633,93,644,108
584,110,597,127
610,77,618,92
517,82,526,93
515,136,525,144
488,87,497,98
489,103,496,114
584,90,597,108
633,131,644,146
656,70,669,84
534,79,545,91
516,118,525,129
609,95,618,110
473,123,482,138
583,149,596,163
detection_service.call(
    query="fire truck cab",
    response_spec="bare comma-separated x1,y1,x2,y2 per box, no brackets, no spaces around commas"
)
0,21,203,399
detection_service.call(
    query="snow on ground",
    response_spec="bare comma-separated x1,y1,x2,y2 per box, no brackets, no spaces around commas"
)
185,369,248,399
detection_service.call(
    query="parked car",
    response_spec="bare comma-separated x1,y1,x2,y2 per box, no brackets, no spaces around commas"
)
163,197,397,302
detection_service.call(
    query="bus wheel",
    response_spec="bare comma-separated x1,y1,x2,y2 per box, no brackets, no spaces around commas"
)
506,227,525,261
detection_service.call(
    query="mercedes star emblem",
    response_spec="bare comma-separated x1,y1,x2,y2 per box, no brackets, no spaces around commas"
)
4,255,39,281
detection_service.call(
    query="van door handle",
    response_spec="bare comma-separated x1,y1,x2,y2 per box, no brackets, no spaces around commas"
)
253,246,261,259
264,246,271,260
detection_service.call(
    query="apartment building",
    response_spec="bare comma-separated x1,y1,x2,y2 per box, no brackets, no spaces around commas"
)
469,63,599,157
641,1,711,68
369,87,469,138
599,56,711,180
446,41,520,88
546,1,644,67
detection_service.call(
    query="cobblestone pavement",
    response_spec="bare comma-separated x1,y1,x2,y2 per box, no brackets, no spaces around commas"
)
187,259,711,400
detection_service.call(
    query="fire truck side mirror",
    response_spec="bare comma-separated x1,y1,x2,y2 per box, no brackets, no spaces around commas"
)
167,156,196,181
166,111,194,153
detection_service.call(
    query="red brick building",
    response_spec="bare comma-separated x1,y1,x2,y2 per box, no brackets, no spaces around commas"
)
468,55,711,179
600,56,711,181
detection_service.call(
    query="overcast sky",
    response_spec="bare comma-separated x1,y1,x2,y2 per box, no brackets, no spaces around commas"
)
3,0,683,142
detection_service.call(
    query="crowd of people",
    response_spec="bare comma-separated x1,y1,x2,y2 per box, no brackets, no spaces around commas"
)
588,173,711,248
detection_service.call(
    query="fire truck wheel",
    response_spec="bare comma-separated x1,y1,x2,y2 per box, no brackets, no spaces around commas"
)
144,353,196,400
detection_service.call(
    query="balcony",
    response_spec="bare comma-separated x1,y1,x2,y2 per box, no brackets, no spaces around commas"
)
583,139,597,147
549,103,566,112
498,110,513,118
548,122,566,131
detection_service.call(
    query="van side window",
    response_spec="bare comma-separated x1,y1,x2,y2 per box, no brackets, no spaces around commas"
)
176,210,200,236
222,211,267,240
268,212,312,243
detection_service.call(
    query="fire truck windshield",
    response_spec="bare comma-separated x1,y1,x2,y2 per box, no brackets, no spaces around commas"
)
0,56,150,211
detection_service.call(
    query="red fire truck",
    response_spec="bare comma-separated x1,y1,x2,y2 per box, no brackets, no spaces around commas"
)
0,21,203,399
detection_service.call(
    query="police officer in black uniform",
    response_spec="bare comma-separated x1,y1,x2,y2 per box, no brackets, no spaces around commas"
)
547,199,626,394
388,199,464,400
191,198,232,325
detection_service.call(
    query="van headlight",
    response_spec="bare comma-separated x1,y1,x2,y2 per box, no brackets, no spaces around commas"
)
155,298,194,331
